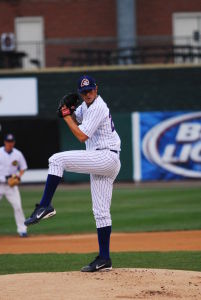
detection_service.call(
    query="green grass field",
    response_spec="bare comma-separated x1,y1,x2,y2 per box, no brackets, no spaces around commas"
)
1,251,201,275
0,185,201,235
0,185,201,275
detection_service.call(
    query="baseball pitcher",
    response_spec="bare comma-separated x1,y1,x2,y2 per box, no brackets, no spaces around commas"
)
25,75,121,271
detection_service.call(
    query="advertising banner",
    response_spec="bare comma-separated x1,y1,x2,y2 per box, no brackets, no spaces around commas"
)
132,111,201,181
0,78,38,116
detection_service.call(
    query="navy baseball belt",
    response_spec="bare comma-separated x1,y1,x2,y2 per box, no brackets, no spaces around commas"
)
96,149,118,154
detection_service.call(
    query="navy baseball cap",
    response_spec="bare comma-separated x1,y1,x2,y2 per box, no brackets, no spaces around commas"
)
4,133,15,142
78,75,96,93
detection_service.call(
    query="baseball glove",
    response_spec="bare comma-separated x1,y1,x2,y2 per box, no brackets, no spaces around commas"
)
57,93,80,118
7,175,21,187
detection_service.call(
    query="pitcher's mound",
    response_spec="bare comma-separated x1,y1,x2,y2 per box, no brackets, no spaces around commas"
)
0,268,201,300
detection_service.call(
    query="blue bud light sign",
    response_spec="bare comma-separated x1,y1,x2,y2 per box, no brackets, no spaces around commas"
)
132,111,201,181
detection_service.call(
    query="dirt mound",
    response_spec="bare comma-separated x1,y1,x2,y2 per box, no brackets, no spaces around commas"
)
1,230,201,254
0,269,201,300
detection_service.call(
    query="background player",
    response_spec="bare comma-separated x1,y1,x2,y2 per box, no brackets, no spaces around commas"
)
0,134,28,237
25,75,121,272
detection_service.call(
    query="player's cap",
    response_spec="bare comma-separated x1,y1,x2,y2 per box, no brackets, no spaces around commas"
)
78,75,96,93
4,133,15,142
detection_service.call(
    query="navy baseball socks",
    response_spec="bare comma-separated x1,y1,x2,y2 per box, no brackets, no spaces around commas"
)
97,226,111,260
40,174,61,207
24,174,61,226
81,226,112,272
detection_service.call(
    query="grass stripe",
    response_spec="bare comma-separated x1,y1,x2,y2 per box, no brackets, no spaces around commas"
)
0,252,201,275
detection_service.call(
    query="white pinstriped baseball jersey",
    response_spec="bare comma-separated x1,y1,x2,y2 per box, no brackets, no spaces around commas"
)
48,94,121,228
0,147,27,183
75,96,121,151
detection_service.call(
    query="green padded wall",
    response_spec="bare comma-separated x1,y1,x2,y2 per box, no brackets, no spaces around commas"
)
1,65,201,182
1,65,201,118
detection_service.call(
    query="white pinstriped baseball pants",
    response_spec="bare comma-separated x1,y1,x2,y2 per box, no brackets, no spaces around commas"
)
48,149,121,228
0,184,27,233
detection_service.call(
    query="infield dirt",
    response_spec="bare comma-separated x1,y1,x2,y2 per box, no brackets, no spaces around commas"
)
0,268,201,300
0,230,201,254
1,231,201,299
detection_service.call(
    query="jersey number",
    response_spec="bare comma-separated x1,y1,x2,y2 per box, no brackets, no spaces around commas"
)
109,112,115,132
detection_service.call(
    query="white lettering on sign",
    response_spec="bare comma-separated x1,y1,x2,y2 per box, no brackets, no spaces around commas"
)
162,144,192,163
176,123,201,142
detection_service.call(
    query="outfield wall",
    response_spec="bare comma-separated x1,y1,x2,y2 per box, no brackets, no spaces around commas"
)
1,64,201,116
0,65,201,182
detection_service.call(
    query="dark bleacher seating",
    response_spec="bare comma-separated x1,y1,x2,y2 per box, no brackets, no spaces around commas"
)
59,45,201,66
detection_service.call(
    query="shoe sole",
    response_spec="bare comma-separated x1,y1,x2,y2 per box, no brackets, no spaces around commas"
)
99,267,112,272
99,266,112,272
25,210,56,226
81,266,112,273
42,210,56,219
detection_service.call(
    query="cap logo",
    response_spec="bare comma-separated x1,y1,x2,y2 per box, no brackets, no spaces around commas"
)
81,78,89,87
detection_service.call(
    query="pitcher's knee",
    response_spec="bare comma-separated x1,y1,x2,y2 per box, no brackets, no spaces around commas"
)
93,211,112,228
48,153,64,177
48,153,61,164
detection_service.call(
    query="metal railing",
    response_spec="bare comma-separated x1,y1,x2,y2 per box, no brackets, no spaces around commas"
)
0,36,201,69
